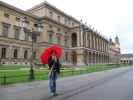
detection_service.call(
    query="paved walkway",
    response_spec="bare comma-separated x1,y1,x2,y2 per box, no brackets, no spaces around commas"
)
0,67,132,100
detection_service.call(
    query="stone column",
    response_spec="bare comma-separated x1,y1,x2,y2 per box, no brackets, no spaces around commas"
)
101,39,102,51
19,47,24,59
104,41,106,52
90,33,92,49
80,30,84,47
91,35,93,49
83,32,86,47
95,36,97,50
68,52,71,65
69,34,72,48
103,40,104,52
6,46,10,59
96,37,98,50
8,45,13,60
98,37,100,50
99,39,101,51
93,35,95,49
87,33,89,48
101,40,103,51
103,41,105,52
102,40,104,52
77,32,80,47
97,38,99,50
79,29,81,46
6,45,11,64
105,42,107,52
86,32,88,47
0,22,2,36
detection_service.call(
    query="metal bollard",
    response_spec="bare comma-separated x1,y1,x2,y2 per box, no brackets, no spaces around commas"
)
72,68,74,75
3,74,6,85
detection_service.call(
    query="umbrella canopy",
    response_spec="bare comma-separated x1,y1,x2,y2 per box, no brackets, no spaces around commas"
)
40,45,62,64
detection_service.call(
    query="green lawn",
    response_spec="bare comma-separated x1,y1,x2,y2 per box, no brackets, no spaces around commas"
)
0,64,130,85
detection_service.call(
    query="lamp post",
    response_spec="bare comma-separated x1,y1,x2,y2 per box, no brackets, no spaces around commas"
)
21,17,43,81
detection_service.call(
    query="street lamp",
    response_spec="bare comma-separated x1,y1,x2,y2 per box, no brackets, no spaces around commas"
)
21,17,43,81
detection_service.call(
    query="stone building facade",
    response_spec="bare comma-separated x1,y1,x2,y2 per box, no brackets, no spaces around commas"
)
109,37,121,64
0,1,121,66
121,54,133,64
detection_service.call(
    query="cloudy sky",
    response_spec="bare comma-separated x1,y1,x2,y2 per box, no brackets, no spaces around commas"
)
1,0,133,54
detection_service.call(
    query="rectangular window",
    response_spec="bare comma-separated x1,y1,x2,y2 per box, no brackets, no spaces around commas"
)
2,25,9,37
1,48,6,58
14,28,20,39
16,17,20,22
57,15,60,22
4,13,9,19
49,11,53,18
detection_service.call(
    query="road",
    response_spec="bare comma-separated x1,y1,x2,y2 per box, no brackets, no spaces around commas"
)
0,66,133,100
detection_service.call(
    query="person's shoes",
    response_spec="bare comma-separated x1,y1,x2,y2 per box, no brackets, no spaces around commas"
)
50,92,58,96
53,93,58,96
50,93,54,96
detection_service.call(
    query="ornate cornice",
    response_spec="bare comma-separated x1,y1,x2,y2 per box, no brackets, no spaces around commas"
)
0,1,38,19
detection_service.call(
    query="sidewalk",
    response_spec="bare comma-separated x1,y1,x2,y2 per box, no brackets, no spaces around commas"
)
0,67,132,100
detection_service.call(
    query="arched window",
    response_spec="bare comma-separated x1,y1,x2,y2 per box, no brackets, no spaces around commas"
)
1,48,6,58
14,49,18,58
24,50,28,59
71,33,77,47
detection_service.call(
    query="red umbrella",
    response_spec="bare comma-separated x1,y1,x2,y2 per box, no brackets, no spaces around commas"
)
52,45,62,58
40,45,62,64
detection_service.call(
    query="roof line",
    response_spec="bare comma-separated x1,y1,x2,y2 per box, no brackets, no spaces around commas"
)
0,1,38,19
27,1,80,23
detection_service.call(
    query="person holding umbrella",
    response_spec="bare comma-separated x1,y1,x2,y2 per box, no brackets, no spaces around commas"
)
48,50,60,96
40,45,62,96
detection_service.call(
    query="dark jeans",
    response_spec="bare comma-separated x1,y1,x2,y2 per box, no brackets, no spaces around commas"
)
48,71,57,94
